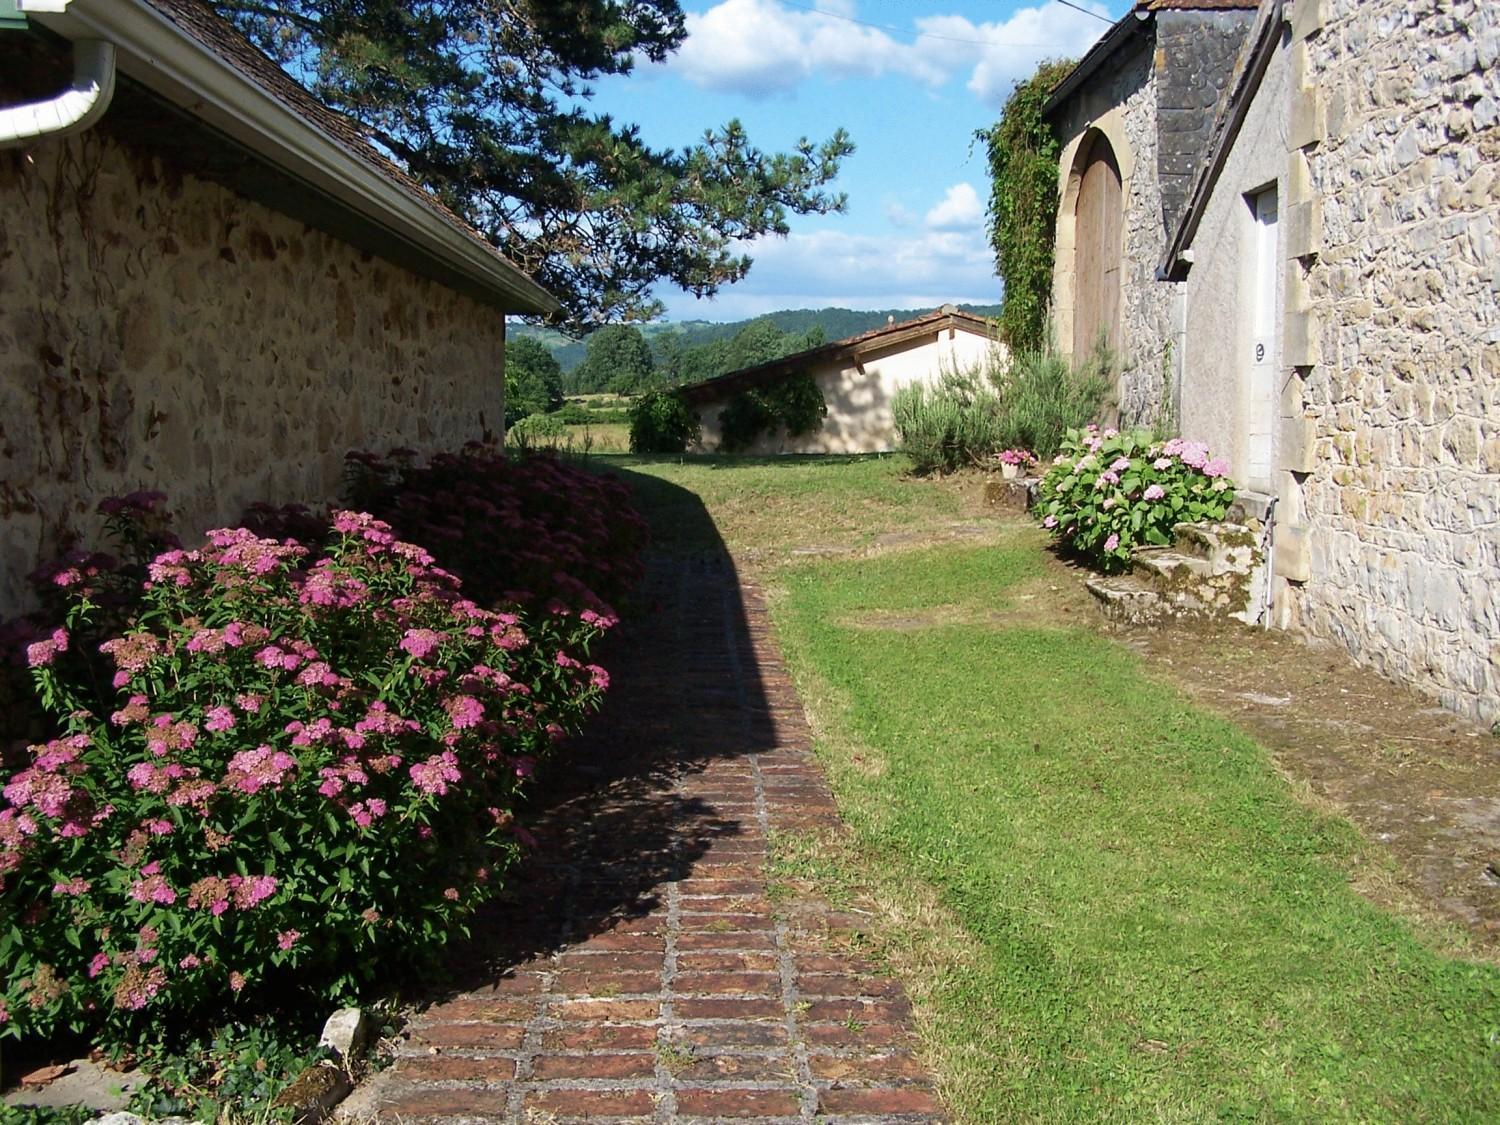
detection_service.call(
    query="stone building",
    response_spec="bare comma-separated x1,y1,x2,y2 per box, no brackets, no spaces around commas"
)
0,0,557,615
1045,0,1499,723
679,307,999,455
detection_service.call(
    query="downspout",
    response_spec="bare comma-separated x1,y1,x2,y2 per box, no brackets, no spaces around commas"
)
0,37,116,149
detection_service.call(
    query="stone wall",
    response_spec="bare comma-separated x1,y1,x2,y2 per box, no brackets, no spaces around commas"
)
1051,39,1176,428
1292,0,1499,722
0,127,507,616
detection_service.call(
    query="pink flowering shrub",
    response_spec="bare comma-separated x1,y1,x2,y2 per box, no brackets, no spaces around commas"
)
1036,426,1237,571
339,445,647,614
0,508,617,1041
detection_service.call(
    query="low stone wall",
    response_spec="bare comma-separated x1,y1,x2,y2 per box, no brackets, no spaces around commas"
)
0,127,506,616
1294,0,1499,723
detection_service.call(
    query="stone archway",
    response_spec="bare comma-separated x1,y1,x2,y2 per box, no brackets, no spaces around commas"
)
1072,131,1123,360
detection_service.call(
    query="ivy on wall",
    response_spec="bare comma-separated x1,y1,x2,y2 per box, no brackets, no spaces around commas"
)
981,58,1077,354
718,371,828,452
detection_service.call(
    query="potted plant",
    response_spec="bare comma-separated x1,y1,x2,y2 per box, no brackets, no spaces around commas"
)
997,448,1036,480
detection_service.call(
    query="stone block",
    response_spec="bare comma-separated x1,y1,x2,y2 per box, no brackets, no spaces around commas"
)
1283,308,1322,367
1291,0,1325,42
1285,199,1323,258
1274,523,1311,583
1284,259,1311,313
1290,40,1310,92
1289,87,1325,150
983,478,1033,513
1279,414,1319,473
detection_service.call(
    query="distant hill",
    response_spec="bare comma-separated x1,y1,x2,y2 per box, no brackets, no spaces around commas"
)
511,304,1001,373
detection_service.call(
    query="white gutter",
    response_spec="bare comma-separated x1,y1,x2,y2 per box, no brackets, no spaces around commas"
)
24,0,558,315
0,38,116,149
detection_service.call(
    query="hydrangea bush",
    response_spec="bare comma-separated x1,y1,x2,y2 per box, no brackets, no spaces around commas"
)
1036,426,1237,571
0,453,642,1043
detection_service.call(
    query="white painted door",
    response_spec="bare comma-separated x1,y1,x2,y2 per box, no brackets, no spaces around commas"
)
1245,187,1278,492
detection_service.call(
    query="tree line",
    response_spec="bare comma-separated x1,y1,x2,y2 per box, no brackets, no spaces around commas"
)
505,317,828,422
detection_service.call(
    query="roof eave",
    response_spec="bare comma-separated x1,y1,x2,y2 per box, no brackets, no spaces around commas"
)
1042,9,1153,120
28,0,559,316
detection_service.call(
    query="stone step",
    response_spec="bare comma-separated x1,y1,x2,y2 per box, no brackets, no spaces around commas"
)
1130,548,1215,586
1085,574,1169,625
1172,521,1258,572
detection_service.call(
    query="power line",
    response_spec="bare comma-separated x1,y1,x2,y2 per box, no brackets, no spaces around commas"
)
774,1,1116,48
1054,0,1115,24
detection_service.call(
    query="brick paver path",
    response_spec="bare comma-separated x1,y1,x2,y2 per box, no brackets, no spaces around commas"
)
353,551,944,1122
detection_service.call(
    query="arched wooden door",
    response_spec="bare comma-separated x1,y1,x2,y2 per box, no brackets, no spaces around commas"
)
1073,133,1122,360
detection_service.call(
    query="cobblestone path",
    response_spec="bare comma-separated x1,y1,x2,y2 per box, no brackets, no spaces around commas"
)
352,551,944,1123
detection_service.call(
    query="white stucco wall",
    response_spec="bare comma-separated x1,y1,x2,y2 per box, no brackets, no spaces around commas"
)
1180,40,1291,490
691,326,999,455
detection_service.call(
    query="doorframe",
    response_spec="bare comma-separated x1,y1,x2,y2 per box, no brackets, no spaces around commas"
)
1053,115,1134,364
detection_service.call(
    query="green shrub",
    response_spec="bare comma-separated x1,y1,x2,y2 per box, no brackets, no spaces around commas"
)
718,390,775,453
991,345,1111,458
891,367,1006,474
893,345,1112,473
1036,427,1237,571
557,401,593,425
507,412,565,449
717,371,827,453
628,389,700,453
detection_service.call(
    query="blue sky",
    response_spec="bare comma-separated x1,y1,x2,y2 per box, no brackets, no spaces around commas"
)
586,0,1128,321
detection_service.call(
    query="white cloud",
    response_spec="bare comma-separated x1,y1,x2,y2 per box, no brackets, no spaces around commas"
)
664,225,999,320
925,183,984,231
883,199,918,228
669,1,1110,103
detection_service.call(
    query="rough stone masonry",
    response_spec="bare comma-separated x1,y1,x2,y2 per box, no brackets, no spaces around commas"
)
0,82,506,616
1294,0,1499,723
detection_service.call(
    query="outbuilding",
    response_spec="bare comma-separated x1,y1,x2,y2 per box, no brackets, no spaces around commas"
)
679,306,999,455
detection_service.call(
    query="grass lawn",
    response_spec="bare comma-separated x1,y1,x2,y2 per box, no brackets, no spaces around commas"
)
600,453,969,558
563,421,631,452
604,454,1500,1123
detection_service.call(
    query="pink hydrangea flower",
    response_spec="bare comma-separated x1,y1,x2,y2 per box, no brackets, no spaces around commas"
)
1143,484,1166,501
1104,534,1121,551
277,929,301,951
1203,457,1230,478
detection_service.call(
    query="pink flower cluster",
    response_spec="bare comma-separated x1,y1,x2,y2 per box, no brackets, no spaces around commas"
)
224,746,297,795
25,627,68,668
410,750,462,796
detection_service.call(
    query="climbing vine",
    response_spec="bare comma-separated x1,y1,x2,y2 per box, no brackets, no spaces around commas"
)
718,371,827,452
981,58,1076,354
